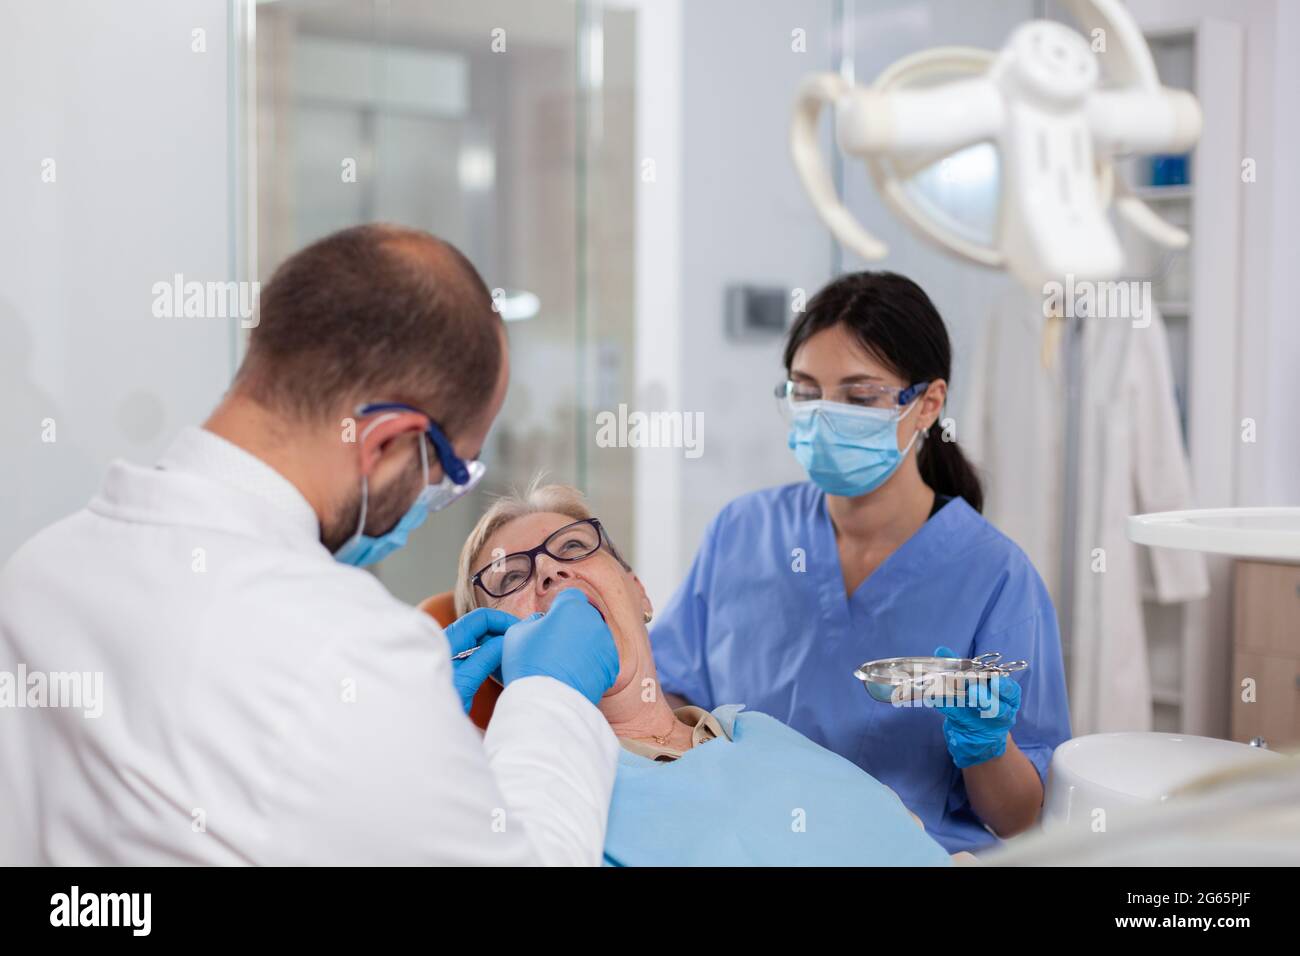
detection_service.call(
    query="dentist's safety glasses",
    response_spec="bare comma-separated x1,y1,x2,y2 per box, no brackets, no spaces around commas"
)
775,379,928,432
426,458,486,513
353,400,486,512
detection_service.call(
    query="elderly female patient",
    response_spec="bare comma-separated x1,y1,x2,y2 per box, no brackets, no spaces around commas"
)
455,482,952,866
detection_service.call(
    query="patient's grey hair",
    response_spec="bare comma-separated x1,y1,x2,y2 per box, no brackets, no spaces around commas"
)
454,478,630,617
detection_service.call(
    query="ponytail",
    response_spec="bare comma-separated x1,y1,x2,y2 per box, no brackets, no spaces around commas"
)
917,430,984,513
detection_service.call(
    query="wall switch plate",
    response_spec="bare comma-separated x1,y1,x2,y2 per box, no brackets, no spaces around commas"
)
725,284,788,340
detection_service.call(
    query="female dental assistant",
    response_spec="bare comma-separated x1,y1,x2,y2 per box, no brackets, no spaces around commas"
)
651,271,1071,854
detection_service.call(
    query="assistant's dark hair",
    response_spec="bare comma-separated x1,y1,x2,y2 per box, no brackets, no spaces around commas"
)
783,270,984,512
235,223,502,436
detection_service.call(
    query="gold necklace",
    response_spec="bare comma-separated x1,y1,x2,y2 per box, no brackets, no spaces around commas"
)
652,716,686,746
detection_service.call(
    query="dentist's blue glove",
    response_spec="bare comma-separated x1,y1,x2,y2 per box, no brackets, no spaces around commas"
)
444,608,518,713
501,589,619,706
933,645,1022,768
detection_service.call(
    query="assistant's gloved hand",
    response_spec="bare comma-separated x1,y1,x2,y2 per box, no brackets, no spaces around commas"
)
501,588,619,706
933,645,1022,769
445,608,518,713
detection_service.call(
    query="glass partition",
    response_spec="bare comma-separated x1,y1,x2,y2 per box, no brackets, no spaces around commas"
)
250,0,636,604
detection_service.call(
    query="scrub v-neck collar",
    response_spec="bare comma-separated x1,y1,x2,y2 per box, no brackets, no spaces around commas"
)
811,490,971,617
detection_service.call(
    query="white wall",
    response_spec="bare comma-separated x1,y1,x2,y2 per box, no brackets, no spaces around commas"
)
621,0,687,609
1255,0,1300,506
673,0,836,588
0,0,234,562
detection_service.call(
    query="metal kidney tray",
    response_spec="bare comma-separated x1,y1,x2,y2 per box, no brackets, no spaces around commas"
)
853,652,1028,703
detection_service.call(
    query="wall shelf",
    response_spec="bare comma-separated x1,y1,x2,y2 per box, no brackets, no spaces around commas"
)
1133,184,1194,201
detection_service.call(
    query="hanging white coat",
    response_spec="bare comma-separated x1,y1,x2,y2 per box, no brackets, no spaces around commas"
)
964,290,1208,734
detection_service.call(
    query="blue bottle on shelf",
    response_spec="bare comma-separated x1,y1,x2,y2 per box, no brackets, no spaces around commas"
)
1149,154,1190,187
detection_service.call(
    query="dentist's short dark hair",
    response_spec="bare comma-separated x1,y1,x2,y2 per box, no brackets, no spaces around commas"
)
783,270,984,513
234,223,503,437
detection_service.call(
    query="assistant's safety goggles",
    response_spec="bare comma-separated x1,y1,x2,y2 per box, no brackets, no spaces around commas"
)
775,379,929,434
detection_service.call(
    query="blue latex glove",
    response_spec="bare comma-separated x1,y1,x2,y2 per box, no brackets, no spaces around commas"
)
933,645,1022,768
501,588,619,706
444,608,518,713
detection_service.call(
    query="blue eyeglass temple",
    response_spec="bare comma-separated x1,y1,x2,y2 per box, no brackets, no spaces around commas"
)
354,401,472,486
897,382,929,405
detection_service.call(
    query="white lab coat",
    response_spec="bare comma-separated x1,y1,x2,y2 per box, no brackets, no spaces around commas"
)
0,426,618,865
964,290,1208,735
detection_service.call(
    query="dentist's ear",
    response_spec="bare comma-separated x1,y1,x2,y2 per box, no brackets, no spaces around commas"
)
355,411,427,477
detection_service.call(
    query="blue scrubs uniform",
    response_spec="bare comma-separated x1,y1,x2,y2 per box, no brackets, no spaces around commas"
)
651,482,1071,854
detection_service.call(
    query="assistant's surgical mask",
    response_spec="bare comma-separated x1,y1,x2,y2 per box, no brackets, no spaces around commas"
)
787,399,921,498
333,414,482,568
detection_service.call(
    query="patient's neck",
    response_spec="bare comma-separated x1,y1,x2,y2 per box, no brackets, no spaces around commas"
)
599,659,696,752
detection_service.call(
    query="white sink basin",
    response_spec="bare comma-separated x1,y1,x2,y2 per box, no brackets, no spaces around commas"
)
1042,732,1279,832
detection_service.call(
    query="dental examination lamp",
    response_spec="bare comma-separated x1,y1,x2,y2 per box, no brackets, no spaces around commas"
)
791,0,1202,291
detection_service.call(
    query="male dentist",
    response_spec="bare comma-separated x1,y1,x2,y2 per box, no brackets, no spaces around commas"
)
0,224,620,865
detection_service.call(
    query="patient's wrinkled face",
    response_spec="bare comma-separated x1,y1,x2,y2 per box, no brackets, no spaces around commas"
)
473,512,651,695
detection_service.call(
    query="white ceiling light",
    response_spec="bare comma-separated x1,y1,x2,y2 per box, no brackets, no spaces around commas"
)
494,288,540,322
